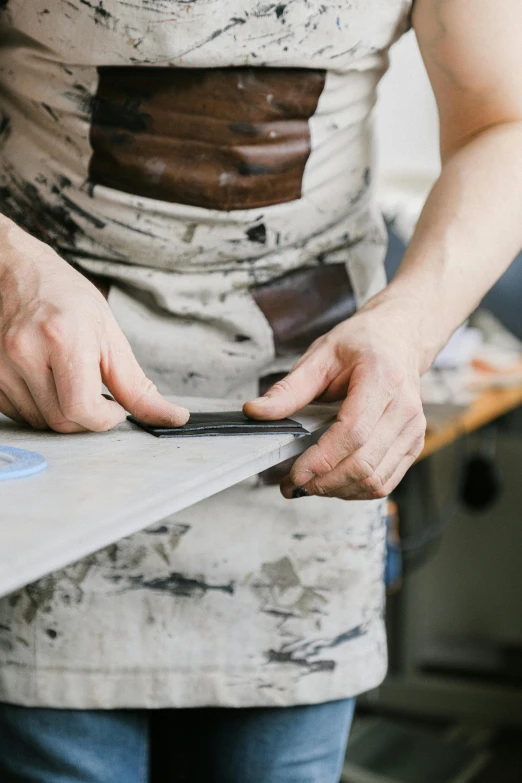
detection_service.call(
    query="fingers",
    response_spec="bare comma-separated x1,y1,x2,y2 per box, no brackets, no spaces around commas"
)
0,373,47,429
283,414,426,500
0,388,27,425
243,349,337,421
48,349,127,432
2,340,124,433
21,360,94,433
0,238,184,433
102,334,190,427
2,317,187,432
289,363,401,486
364,425,425,494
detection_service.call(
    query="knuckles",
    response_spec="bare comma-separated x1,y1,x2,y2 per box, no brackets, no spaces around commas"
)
130,376,159,408
307,481,335,498
349,455,377,481
1,327,33,364
334,419,372,454
40,315,70,346
2,313,72,362
401,396,425,423
361,472,388,499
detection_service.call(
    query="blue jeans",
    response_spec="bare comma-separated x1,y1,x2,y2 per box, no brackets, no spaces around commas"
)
0,699,355,783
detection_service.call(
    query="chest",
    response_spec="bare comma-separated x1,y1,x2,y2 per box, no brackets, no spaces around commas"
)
2,0,411,69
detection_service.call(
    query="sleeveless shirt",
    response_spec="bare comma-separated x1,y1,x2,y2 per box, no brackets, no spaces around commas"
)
0,0,412,708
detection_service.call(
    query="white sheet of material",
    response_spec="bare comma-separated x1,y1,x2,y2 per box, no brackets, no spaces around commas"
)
0,397,338,599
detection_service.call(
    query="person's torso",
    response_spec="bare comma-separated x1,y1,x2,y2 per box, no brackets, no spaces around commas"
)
0,0,411,289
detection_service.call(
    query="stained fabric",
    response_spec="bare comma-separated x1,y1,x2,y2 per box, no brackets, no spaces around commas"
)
90,66,326,210
0,0,412,709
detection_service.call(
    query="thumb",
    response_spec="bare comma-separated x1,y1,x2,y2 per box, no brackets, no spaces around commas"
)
243,351,334,420
104,339,190,427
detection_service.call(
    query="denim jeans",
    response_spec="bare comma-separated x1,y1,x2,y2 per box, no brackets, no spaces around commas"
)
0,698,355,783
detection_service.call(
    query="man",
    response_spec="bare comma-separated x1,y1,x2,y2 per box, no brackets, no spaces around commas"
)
0,1,521,781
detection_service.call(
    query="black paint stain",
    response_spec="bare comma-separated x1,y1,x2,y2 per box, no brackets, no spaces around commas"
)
234,334,251,343
175,17,246,58
46,628,57,639
266,649,336,672
254,4,275,18
246,223,267,244
60,194,106,229
79,0,111,24
42,103,59,122
228,122,261,137
275,4,286,19
104,214,156,238
128,572,235,598
181,222,197,244
92,95,151,133
266,625,366,673
144,523,190,536
0,173,81,249
0,113,11,150
63,83,93,114
262,608,299,619
238,162,274,177
303,625,367,657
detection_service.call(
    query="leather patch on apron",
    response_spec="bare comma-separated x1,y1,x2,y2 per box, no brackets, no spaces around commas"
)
89,66,325,210
251,262,356,356
254,263,355,484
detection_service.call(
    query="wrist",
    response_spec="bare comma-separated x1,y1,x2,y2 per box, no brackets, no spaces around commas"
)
357,283,447,374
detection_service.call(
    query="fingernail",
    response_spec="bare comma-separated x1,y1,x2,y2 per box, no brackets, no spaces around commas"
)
293,471,314,486
292,486,309,499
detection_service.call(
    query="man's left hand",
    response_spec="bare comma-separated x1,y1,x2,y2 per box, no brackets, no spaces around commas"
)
243,302,427,500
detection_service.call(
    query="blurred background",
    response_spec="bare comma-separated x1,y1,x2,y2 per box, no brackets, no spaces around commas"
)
341,29,522,783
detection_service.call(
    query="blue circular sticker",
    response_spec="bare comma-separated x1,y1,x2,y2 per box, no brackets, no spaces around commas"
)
0,446,47,481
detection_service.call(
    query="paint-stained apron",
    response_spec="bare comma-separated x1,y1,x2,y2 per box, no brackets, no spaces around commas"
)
0,0,411,707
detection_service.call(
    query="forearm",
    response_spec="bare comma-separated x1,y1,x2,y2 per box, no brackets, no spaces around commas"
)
367,120,522,372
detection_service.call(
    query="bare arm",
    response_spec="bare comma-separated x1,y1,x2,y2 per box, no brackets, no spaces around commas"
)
385,0,522,370
245,0,522,500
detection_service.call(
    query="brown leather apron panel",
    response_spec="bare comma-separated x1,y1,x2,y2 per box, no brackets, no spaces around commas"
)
251,262,356,356
89,66,325,210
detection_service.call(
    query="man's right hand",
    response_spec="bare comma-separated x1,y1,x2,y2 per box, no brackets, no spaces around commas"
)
0,217,190,432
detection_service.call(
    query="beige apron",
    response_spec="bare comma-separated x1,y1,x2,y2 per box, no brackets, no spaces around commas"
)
0,0,411,708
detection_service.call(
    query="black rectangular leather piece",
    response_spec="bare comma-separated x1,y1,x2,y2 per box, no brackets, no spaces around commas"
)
127,412,308,438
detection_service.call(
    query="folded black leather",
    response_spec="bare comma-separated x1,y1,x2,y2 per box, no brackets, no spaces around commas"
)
127,411,308,438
